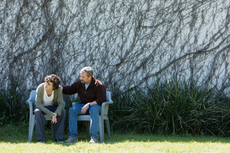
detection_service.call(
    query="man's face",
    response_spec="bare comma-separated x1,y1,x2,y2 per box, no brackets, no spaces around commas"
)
45,81,54,91
80,72,91,84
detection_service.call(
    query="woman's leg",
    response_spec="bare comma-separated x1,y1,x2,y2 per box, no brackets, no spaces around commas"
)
34,108,46,141
54,108,66,140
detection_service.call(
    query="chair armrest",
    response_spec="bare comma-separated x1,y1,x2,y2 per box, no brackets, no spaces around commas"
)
102,101,113,105
72,102,81,107
101,101,113,116
101,101,113,109
26,100,34,109
27,100,34,118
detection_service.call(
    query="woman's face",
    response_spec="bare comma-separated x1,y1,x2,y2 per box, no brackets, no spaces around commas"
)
45,81,54,91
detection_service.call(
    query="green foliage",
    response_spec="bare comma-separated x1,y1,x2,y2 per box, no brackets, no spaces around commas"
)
109,85,133,133
110,78,230,136
0,77,28,125
1,75,230,137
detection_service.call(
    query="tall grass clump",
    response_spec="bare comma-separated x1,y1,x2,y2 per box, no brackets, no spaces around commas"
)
109,85,134,133
0,77,28,125
110,78,230,136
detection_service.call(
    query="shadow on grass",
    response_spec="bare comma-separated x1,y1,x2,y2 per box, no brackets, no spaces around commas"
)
1,129,230,145
1,124,230,144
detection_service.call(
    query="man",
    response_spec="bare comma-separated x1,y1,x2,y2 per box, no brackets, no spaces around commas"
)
62,66,106,143
35,74,66,143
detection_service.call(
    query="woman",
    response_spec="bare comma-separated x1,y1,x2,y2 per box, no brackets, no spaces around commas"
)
34,74,66,143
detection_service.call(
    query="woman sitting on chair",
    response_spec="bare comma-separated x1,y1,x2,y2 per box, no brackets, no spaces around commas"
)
34,74,66,143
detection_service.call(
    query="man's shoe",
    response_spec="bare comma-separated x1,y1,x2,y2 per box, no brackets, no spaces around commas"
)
37,140,45,143
55,139,64,143
64,137,78,143
89,138,98,143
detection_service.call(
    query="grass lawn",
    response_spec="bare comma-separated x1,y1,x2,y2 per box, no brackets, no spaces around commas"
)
0,124,230,153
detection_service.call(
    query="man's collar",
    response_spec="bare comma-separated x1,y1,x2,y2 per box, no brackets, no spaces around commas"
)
88,76,95,86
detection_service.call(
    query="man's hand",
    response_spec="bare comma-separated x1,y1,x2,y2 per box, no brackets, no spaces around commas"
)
81,103,90,114
51,113,57,124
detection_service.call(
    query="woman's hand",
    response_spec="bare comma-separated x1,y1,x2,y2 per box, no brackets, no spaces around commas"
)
51,113,57,124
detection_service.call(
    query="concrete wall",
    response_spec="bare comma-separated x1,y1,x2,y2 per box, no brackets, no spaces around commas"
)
0,0,230,95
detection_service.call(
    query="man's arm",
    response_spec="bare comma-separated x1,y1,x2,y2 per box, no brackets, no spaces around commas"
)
62,81,79,95
81,101,97,114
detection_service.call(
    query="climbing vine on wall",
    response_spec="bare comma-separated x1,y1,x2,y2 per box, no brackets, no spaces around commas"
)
0,0,230,95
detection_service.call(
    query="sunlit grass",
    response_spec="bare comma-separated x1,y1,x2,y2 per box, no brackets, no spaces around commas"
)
0,124,230,153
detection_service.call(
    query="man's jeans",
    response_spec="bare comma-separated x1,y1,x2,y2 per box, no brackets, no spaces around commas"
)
34,106,66,141
68,104,101,140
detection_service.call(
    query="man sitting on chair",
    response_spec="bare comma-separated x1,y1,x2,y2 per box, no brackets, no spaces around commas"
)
62,66,106,143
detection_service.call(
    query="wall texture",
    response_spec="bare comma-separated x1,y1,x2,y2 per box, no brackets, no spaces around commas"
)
1,0,230,95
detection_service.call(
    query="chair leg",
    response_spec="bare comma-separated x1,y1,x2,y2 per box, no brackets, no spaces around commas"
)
52,124,56,137
28,121,32,141
85,121,90,137
32,115,35,140
105,119,111,138
29,115,35,142
99,117,104,142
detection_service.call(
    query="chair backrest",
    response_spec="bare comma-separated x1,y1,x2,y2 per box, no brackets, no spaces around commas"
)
101,91,113,116
28,90,36,104
106,91,112,102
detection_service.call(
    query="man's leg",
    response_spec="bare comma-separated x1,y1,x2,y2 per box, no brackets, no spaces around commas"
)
68,104,85,138
34,108,46,141
89,105,101,140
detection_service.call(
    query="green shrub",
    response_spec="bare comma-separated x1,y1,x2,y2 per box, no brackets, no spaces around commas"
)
0,77,28,125
110,78,230,136
109,85,133,133
1,75,230,137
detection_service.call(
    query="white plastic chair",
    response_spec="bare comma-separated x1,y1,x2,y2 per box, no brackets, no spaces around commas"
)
26,90,58,142
72,91,113,142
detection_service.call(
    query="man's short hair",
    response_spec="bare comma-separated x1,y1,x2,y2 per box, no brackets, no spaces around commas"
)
80,66,93,77
44,74,61,90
